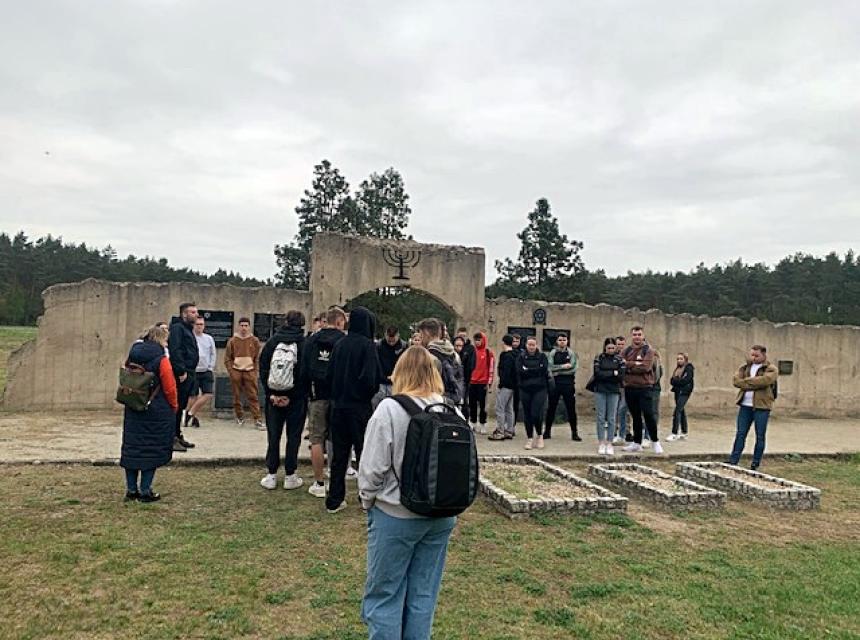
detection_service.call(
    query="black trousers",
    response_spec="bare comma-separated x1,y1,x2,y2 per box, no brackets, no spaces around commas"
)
672,392,690,434
521,388,547,438
174,373,196,438
265,396,307,475
326,404,372,510
468,383,488,424
513,387,521,423
545,380,577,436
625,386,659,444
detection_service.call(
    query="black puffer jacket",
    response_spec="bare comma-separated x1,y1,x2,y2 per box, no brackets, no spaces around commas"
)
168,318,198,377
327,307,382,409
670,363,695,395
592,352,625,394
517,350,552,393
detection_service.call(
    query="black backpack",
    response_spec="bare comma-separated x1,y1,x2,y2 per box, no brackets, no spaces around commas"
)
391,395,479,518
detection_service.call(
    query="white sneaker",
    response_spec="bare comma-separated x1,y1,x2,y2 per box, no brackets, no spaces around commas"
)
679,433,688,440
666,434,678,441
524,439,533,450
535,436,544,449
283,474,304,490
652,442,664,455
327,500,348,514
478,424,488,435
260,473,277,490
470,422,478,431
598,443,607,455
642,439,651,449
623,442,643,452
308,481,326,498
236,417,245,426
612,436,623,445
255,419,266,431
606,444,615,456
346,465,358,479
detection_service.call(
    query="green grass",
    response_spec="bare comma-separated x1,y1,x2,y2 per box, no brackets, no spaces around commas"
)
0,325,37,392
1,459,859,639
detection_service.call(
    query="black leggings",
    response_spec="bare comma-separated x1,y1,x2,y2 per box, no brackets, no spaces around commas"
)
672,392,690,434
625,387,658,443
521,388,547,438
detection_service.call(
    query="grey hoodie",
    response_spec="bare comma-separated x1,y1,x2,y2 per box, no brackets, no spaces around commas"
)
359,393,458,519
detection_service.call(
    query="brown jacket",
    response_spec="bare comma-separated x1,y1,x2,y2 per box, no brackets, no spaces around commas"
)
622,344,655,388
225,335,261,373
733,360,778,410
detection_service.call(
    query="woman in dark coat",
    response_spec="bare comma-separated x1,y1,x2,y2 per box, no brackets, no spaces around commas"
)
668,353,695,440
121,324,178,502
517,335,553,450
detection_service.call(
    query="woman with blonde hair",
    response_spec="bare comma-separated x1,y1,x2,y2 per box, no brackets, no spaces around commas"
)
120,324,178,502
359,345,458,640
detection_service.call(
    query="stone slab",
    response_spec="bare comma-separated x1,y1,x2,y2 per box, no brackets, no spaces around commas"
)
588,463,725,511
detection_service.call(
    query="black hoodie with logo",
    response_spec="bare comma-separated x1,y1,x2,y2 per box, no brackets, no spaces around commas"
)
326,307,383,409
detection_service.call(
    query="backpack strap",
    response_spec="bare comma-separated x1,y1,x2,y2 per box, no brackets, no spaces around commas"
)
391,394,422,416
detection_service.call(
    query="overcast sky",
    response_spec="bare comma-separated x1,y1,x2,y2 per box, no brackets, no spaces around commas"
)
1,1,858,283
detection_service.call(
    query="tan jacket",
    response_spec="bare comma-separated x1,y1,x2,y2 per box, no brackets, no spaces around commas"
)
733,360,778,410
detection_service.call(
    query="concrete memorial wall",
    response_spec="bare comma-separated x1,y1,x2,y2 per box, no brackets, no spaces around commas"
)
5,232,860,415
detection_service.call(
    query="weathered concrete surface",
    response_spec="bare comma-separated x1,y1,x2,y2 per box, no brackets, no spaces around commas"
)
310,233,486,327
0,412,856,465
3,280,310,410
484,297,860,417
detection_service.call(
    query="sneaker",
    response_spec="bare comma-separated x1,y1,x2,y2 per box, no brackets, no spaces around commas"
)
543,432,552,440
536,436,544,449
283,474,304,490
666,434,679,441
679,433,688,440
623,442,643,452
488,430,506,441
504,433,514,440
255,419,266,431
177,436,195,449
470,422,478,432
346,465,358,479
571,432,582,442
236,417,245,426
138,492,161,503
172,437,187,452
260,473,278,490
327,500,348,514
625,433,634,443
641,440,651,449
524,439,533,450
612,436,623,445
478,423,488,435
190,415,201,428
598,443,607,455
606,444,614,456
652,442,664,455
124,490,140,502
308,481,326,498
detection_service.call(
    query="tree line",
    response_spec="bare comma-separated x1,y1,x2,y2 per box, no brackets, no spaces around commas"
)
3,161,856,328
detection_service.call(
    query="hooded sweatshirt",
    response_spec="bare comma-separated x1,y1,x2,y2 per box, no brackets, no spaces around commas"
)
377,337,407,385
225,334,261,372
327,307,382,409
470,332,495,385
300,327,346,400
259,324,306,399
497,349,518,390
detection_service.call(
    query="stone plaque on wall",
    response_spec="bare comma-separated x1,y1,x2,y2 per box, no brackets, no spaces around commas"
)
253,313,287,342
199,310,234,348
507,326,537,345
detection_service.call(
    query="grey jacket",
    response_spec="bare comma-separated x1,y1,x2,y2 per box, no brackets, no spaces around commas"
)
358,393,456,519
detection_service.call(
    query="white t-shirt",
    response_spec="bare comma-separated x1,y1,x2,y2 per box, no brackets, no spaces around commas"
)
741,363,762,407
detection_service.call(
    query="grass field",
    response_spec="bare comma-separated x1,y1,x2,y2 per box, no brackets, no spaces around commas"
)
0,325,36,392
1,457,858,640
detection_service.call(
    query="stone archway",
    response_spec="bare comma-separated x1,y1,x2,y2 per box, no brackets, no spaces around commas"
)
309,233,485,327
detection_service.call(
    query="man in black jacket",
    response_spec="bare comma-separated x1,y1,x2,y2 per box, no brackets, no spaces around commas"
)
324,306,382,514
168,302,199,451
258,310,308,491
489,334,518,440
376,325,407,400
455,327,476,400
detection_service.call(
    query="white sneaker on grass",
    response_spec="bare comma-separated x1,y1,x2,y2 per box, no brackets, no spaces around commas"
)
308,481,326,498
606,444,615,456
652,442,664,455
598,443,607,455
327,500,348,514
346,465,358,479
623,442,643,453
283,474,304,490
260,473,277,490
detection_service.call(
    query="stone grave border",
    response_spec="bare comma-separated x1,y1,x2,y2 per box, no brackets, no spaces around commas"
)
587,463,726,511
479,455,627,520
675,462,821,510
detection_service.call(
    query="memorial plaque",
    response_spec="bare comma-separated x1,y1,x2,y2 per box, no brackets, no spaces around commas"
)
507,326,537,345
542,328,571,352
199,310,234,348
253,313,288,342
533,308,547,325
778,360,794,375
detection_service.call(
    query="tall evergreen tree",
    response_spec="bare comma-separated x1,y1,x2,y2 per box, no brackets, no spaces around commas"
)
494,198,585,287
356,168,411,239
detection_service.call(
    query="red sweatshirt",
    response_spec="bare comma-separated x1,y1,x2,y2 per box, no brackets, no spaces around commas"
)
470,332,495,385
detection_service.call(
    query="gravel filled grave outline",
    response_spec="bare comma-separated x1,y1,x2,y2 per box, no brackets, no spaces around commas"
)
675,462,821,510
587,463,726,511
479,456,627,519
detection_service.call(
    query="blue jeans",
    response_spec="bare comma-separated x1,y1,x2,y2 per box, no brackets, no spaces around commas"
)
595,392,620,441
362,507,456,640
124,468,155,494
729,406,770,467
615,396,629,439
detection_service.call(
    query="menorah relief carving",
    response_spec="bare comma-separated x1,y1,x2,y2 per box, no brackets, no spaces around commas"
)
382,248,421,281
